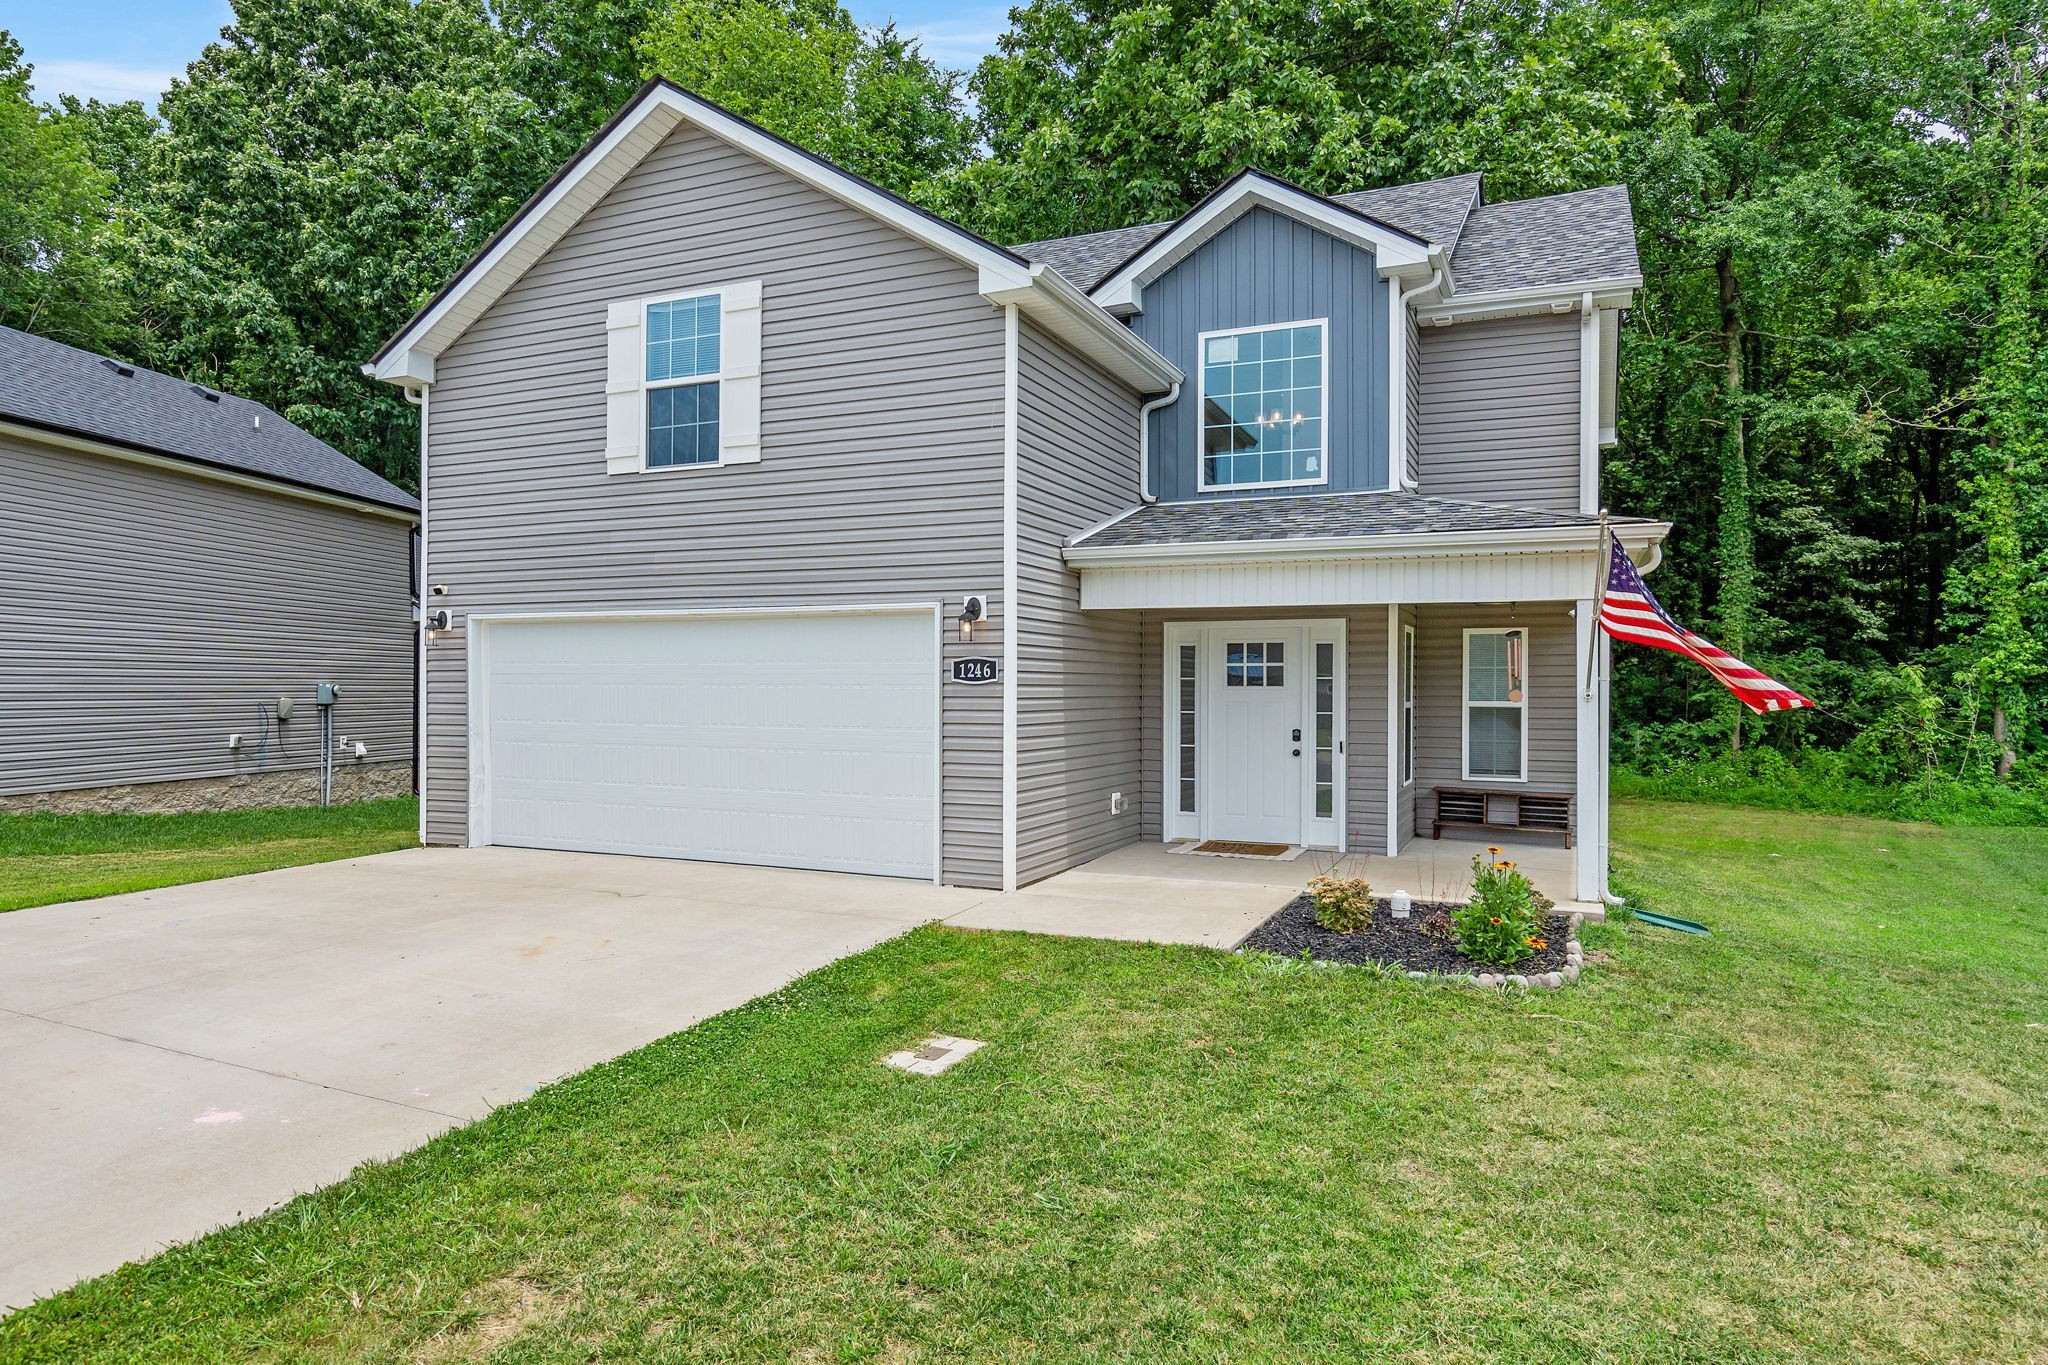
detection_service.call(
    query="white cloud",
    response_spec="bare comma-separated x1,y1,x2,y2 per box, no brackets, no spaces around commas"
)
31,59,179,107
867,5,1010,73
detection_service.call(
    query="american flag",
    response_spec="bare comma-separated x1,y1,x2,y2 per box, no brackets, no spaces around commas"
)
1598,535,1813,714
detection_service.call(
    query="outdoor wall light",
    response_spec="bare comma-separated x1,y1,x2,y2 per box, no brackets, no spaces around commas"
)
959,595,987,642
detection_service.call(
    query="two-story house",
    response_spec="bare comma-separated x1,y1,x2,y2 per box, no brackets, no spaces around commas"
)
368,79,1668,903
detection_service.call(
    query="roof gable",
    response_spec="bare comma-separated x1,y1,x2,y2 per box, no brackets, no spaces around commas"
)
370,79,1177,394
1087,169,1440,312
0,325,417,514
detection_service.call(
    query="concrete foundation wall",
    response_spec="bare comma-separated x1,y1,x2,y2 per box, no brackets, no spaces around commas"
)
0,761,413,816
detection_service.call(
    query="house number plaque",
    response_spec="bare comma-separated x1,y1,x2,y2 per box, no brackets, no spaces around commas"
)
951,657,1000,685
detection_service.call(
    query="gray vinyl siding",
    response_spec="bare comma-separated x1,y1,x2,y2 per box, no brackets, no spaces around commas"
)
422,121,1008,886
1415,312,1580,511
1135,607,1394,855
0,430,413,796
1403,310,1420,487
1015,319,1146,886
1132,208,1391,501
1410,602,1577,814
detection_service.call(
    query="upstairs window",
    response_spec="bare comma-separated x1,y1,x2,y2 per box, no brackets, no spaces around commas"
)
1197,320,1326,491
645,294,722,467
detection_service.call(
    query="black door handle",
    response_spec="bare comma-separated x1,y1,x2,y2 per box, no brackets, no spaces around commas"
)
1291,748,1301,757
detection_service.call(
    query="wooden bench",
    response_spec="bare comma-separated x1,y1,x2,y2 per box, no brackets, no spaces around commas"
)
1431,788,1574,847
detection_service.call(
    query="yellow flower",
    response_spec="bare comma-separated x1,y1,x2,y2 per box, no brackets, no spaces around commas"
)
1486,846,1502,855
1493,861,1511,870
1488,916,1503,925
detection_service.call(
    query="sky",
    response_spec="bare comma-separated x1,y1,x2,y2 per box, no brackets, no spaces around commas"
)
7,0,1011,109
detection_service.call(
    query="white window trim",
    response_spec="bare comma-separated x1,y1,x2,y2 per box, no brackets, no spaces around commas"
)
636,282,756,475
641,287,722,472
1401,623,1416,788
1193,317,1331,494
1461,626,1530,784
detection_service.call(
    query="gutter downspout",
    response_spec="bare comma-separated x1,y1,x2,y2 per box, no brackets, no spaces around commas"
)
1390,268,1443,492
1136,381,1181,504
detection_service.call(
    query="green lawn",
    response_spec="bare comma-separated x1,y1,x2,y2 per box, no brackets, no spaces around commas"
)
0,798,420,912
4,800,2045,1362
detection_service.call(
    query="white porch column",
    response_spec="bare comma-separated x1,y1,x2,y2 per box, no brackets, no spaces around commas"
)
1574,599,1610,901
1385,603,1401,856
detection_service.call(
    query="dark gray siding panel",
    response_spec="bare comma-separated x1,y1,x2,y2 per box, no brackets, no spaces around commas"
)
1415,312,1580,510
1014,319,1145,885
424,122,1007,886
0,432,414,795
1132,208,1391,501
1410,602,1577,804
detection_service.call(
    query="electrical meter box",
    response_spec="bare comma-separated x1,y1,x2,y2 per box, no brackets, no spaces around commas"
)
315,682,343,707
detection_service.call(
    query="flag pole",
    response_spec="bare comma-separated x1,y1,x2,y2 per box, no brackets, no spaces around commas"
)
1583,509,1609,702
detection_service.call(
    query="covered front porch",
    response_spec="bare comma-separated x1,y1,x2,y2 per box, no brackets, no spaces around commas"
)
1058,492,1672,904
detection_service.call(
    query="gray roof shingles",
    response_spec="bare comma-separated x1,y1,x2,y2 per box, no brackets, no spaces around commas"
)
0,325,417,512
1447,185,1640,295
1011,172,1636,298
1070,491,1648,549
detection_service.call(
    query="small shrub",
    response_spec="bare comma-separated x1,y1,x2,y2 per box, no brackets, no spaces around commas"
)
1417,909,1457,943
1308,873,1374,933
1452,848,1550,966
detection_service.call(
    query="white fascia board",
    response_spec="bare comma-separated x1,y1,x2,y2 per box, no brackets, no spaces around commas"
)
1063,520,1671,568
1415,277,1641,328
372,82,1037,386
983,264,1182,393
1091,177,1436,313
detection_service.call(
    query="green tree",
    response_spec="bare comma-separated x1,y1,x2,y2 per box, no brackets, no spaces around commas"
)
636,0,973,198
935,0,1676,243
120,0,581,487
0,33,124,347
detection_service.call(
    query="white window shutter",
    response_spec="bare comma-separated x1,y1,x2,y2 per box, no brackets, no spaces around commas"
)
604,299,643,475
719,281,762,464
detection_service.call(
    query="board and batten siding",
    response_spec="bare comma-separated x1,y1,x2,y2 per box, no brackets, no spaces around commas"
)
0,430,413,796
1409,602,1577,808
422,121,1008,886
1131,208,1392,501
1014,318,1146,886
1415,312,1580,511
1135,608,1391,854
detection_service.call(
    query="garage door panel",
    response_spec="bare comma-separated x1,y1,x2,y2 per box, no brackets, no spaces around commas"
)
482,613,936,879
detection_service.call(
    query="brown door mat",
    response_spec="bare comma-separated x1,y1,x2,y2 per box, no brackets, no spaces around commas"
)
1192,840,1294,857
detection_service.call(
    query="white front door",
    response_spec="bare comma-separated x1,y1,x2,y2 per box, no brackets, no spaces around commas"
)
1203,626,1305,844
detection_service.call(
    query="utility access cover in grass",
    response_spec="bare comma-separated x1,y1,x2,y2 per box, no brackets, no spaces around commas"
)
882,1035,985,1075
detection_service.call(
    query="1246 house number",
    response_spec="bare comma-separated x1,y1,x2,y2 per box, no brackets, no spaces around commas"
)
951,657,1000,685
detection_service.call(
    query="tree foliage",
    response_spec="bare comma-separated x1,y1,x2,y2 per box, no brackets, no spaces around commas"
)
4,0,2045,789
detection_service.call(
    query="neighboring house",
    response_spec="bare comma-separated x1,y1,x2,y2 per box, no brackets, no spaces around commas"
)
369,79,1669,900
0,326,420,814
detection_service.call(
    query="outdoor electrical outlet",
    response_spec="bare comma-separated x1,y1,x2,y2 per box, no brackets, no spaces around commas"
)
227,734,242,751
1109,792,1128,815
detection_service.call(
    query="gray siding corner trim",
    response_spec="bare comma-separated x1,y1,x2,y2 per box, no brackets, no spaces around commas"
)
1415,312,1581,511
421,120,1009,887
1,430,414,798
1015,318,1147,886
1132,208,1391,502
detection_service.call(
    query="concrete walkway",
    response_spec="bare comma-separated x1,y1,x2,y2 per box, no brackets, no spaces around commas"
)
0,847,983,1312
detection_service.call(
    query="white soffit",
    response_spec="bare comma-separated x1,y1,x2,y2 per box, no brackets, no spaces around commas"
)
371,81,1178,393
1090,173,1440,313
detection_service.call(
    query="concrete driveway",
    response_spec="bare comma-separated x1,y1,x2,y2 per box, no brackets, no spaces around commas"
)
0,847,985,1311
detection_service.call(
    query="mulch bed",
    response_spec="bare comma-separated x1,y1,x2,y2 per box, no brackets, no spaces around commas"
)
1238,895,1573,976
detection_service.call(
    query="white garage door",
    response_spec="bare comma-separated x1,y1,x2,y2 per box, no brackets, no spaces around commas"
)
479,611,936,879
